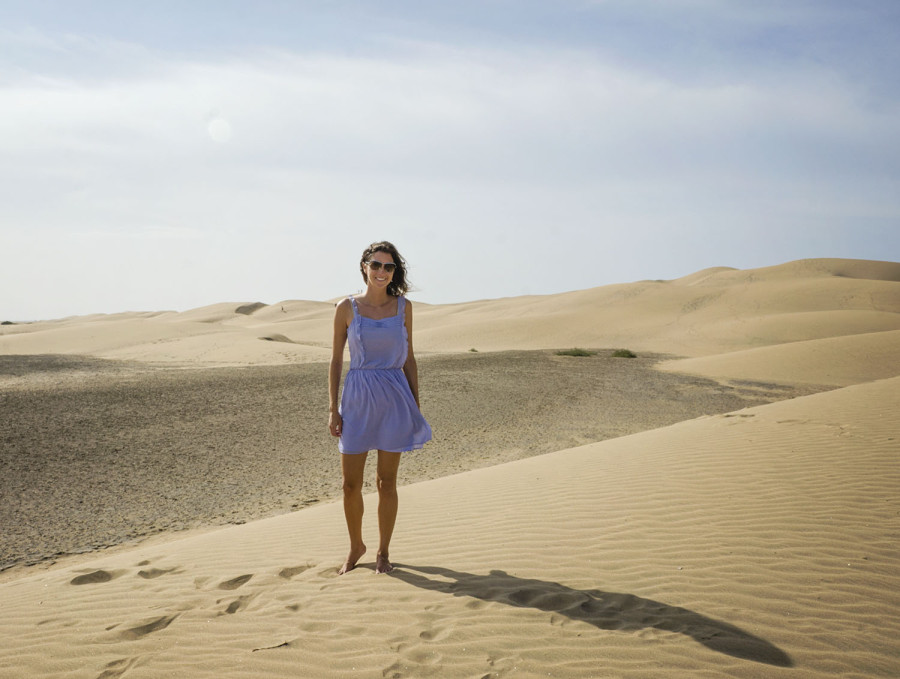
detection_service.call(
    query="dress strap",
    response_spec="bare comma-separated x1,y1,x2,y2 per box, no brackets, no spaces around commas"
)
347,296,364,365
397,295,406,317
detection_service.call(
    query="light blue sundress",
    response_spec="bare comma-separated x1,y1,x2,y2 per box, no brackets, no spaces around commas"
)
338,295,432,454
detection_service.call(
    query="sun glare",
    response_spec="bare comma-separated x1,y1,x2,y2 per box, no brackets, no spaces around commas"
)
207,117,233,143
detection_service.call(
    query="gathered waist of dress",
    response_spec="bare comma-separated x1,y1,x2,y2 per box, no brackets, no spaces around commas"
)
347,366,404,372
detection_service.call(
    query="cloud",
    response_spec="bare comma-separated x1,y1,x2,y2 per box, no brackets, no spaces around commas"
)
1,18,898,318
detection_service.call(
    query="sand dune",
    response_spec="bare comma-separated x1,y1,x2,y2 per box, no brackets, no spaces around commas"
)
3,258,897,382
660,328,900,387
0,307,335,365
1,376,897,678
413,258,900,359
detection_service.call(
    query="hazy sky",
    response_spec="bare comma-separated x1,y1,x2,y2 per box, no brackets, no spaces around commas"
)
2,1,898,320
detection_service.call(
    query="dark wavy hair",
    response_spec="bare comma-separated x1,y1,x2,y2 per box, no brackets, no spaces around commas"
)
359,241,410,297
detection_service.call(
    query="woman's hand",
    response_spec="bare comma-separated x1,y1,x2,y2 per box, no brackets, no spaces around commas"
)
329,411,343,438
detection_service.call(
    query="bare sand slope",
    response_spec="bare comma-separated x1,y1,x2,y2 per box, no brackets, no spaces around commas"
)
3,258,898,377
415,258,900,358
0,308,334,364
660,328,900,387
1,376,897,678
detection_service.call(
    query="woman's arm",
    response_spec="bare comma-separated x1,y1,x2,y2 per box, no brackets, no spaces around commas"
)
402,299,422,408
328,299,351,437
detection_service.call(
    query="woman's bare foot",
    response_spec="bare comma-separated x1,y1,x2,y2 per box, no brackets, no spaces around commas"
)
375,553,393,574
338,543,366,575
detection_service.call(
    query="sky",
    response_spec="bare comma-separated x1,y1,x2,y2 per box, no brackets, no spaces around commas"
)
1,0,899,320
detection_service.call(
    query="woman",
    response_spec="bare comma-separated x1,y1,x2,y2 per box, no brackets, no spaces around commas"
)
328,241,432,574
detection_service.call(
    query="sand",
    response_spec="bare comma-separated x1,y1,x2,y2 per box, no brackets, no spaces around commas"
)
4,257,899,367
1,351,817,574
1,257,898,678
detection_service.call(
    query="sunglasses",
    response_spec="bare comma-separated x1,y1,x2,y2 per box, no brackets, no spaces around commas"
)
367,260,397,273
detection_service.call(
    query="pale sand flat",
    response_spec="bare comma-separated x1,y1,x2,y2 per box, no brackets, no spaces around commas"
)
1,377,897,678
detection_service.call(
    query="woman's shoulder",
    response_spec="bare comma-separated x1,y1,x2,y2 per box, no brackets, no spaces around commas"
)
333,297,354,321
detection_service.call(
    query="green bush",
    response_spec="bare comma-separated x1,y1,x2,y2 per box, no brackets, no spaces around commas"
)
556,348,596,357
611,349,637,358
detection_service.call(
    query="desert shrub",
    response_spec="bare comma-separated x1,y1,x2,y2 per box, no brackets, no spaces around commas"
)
556,348,596,357
611,349,637,358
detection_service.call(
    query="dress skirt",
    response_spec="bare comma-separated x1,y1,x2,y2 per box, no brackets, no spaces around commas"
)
339,368,432,454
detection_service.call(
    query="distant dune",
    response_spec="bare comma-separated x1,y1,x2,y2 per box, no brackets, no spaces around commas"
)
2,258,898,386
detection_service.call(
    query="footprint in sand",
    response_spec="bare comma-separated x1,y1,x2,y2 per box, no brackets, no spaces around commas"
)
70,569,125,585
385,644,442,676
316,566,341,579
137,567,179,579
118,615,178,641
278,565,313,579
418,627,451,642
96,657,139,679
219,594,256,615
217,574,253,590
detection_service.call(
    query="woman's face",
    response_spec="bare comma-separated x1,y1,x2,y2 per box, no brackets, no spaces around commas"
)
365,250,395,290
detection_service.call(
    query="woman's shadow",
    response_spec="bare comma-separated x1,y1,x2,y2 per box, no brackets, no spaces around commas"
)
390,565,792,667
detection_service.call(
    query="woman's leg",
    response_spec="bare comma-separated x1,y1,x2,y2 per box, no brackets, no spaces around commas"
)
375,450,402,574
339,451,368,575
